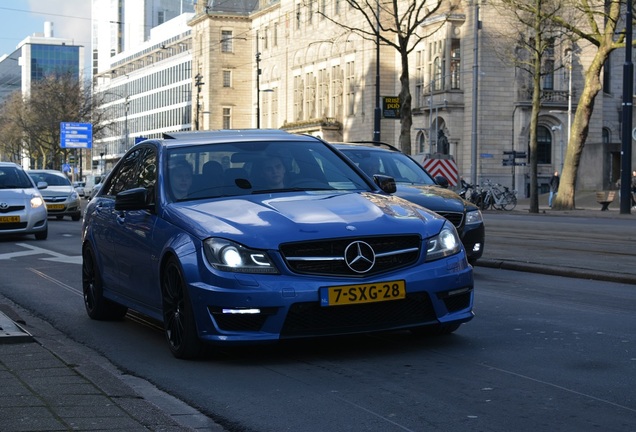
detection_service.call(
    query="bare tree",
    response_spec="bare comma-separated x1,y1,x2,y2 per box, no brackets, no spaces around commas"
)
548,0,626,210
494,0,567,213
0,73,111,170
0,93,29,163
318,0,455,154
498,0,630,211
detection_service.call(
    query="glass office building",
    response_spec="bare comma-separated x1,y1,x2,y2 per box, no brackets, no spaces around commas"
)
29,44,80,81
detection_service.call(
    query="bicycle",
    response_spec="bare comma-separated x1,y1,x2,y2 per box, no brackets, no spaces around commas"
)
480,180,517,211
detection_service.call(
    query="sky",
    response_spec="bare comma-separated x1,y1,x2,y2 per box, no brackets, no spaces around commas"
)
0,0,91,68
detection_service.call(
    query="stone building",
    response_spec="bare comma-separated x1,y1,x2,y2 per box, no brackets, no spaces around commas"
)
188,0,634,195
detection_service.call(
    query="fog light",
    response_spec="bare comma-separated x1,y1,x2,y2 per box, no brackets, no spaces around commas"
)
221,308,261,314
472,243,482,252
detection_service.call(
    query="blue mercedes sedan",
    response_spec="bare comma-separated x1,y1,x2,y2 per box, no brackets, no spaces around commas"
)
82,130,474,359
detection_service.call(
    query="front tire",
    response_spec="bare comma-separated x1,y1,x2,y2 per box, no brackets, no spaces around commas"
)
162,257,202,359
82,245,128,320
34,228,48,240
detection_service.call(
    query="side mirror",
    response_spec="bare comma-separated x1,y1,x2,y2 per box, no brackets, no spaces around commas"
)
434,175,450,188
37,181,48,190
373,174,397,194
115,187,151,211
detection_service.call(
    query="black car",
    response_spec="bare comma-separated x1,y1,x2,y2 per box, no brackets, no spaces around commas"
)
334,142,485,264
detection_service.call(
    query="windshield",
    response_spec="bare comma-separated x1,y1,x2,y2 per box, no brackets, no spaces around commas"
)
28,172,72,186
0,167,35,189
166,140,371,201
339,148,437,186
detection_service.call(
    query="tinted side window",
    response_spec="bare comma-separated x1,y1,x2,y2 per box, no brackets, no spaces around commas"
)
137,147,157,205
103,148,144,196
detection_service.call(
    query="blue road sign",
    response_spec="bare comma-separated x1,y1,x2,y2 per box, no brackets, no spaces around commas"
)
61,122,92,149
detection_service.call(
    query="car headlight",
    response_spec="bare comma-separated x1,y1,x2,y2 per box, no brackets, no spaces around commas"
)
70,191,79,200
425,222,461,262
30,195,44,208
203,238,279,274
465,209,483,225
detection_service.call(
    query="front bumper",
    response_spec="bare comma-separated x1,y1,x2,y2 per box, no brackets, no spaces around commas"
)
461,223,485,262
187,254,474,344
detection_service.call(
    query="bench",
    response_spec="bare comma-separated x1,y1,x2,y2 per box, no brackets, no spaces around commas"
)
595,190,616,211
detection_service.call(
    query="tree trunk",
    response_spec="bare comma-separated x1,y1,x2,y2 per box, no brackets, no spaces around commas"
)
398,51,412,155
552,50,606,210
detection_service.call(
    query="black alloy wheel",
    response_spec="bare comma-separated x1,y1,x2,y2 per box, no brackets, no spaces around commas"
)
82,245,127,320
161,257,202,359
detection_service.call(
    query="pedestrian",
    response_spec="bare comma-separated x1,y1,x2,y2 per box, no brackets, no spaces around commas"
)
548,170,560,208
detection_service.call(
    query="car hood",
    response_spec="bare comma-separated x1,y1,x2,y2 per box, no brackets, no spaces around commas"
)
0,188,39,204
394,184,468,213
39,186,74,196
164,191,446,248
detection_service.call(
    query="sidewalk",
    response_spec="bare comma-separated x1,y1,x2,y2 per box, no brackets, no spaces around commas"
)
476,189,636,285
0,300,223,432
507,189,635,216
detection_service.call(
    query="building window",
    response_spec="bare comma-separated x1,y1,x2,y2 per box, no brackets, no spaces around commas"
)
450,38,461,89
296,4,302,29
318,68,328,117
415,50,425,108
294,75,304,121
221,30,233,53
345,60,355,116
331,64,343,118
543,59,554,90
335,0,341,15
223,70,231,87
602,127,610,144
306,72,316,119
222,107,231,129
274,23,278,47
536,125,552,164
308,0,314,24
272,87,278,126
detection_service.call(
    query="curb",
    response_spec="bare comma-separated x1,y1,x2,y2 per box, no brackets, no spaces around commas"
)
476,259,636,285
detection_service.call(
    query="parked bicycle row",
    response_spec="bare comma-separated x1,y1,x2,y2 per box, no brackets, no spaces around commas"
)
458,179,518,211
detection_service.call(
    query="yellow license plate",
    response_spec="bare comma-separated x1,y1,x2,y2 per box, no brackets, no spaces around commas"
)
321,280,406,306
0,216,20,223
47,204,65,210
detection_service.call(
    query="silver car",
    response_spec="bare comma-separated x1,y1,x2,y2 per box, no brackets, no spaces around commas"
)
27,170,82,221
73,181,86,198
0,162,48,240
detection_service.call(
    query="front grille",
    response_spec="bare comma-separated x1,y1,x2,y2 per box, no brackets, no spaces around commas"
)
280,292,436,337
436,211,464,229
281,235,421,277
0,222,28,230
0,206,24,214
44,196,67,203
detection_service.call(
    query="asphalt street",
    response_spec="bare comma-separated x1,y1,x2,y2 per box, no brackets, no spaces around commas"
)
0,191,634,431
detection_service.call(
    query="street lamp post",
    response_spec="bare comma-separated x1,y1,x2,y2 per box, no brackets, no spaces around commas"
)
256,51,262,128
194,73,204,130
373,0,381,141
620,3,633,214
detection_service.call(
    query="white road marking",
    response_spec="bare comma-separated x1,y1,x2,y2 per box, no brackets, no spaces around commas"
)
0,243,82,265
28,268,82,297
